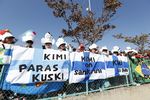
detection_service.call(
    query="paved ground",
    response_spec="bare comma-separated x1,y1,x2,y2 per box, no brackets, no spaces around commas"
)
64,84,150,100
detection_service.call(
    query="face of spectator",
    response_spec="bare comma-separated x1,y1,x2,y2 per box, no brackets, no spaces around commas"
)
3,37,15,44
113,52,119,56
102,49,109,55
45,43,52,49
127,51,133,56
120,52,126,56
79,46,85,52
77,44,85,52
90,48,97,54
59,43,66,51
26,40,33,48
102,49,108,53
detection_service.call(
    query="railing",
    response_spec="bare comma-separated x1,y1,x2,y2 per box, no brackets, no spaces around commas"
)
0,58,149,100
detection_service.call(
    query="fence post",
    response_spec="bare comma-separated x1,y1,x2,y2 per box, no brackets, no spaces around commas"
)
125,75,129,87
86,80,89,95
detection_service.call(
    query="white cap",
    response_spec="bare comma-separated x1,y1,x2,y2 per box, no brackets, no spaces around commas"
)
2,32,14,41
113,46,120,50
24,30,36,37
44,32,52,38
22,36,34,42
41,38,55,44
126,46,132,50
125,46,132,53
112,47,120,53
112,46,120,53
0,29,9,40
89,43,98,50
41,32,55,44
41,38,51,44
56,38,66,47
112,48,119,53
101,46,108,51
132,49,138,54
22,30,36,42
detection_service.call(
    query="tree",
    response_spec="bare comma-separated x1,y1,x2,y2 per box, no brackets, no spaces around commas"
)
45,0,122,47
113,33,150,53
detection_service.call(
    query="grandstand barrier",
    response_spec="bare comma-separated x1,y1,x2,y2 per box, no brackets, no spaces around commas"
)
0,45,149,100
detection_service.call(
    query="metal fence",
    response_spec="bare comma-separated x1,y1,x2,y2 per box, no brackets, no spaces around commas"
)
0,58,149,100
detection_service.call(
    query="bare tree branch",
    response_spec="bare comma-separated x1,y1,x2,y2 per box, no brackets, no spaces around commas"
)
113,33,150,53
45,0,122,47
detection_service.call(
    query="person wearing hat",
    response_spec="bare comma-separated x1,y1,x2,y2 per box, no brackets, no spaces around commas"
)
0,30,16,65
119,49,126,56
0,29,9,42
89,43,98,54
41,32,55,49
1,30,16,44
76,43,85,52
110,46,124,86
111,46,120,56
0,29,8,49
100,46,109,56
56,37,67,51
125,46,133,55
124,47,141,86
98,46,111,89
124,47,138,59
56,37,73,51
0,29,11,71
22,30,36,48
0,29,16,99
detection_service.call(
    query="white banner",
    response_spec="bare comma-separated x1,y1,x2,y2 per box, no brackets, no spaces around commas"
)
69,52,129,83
5,46,70,84
69,52,107,83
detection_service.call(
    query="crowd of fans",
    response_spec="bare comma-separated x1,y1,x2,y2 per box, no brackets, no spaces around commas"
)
0,29,149,99
0,29,149,59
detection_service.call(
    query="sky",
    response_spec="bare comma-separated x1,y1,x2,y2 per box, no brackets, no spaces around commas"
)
0,0,150,50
